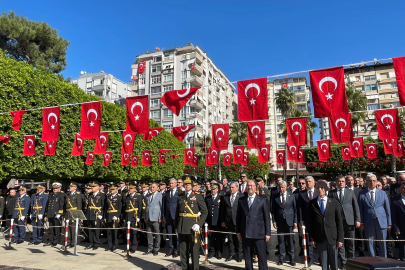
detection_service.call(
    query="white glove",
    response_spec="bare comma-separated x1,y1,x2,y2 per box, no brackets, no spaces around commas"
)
198,212,201,217
0,215,2,219
38,214,43,220
137,218,140,223
112,216,118,221
97,215,102,220
191,224,200,232
29,214,32,219
56,214,61,219
104,219,106,223
20,216,25,221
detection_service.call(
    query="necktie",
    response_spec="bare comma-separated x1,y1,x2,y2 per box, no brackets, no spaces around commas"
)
242,185,245,193
281,193,286,219
309,190,313,200
150,194,154,203
340,189,344,203
248,196,253,208
231,194,235,206
320,199,325,215
370,191,375,205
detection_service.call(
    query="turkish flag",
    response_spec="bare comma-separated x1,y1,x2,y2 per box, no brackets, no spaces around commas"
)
329,113,353,143
121,153,130,166
383,139,395,154
138,62,145,73
237,77,268,121
126,96,149,135
144,128,164,140
233,146,244,163
191,154,199,167
394,141,405,157
23,135,35,156
241,153,249,166
209,148,219,165
160,87,200,116
159,149,171,165
42,107,60,141
286,143,299,161
349,137,364,158
309,67,348,118
142,150,152,166
131,155,139,167
80,102,101,139
317,140,332,161
366,143,378,159
281,83,288,88
103,151,112,166
276,150,285,164
393,57,405,106
286,117,307,146
375,109,401,140
44,141,57,156
223,153,232,166
71,133,84,156
93,132,109,154
247,121,266,148
10,110,25,131
0,135,11,145
211,124,229,150
121,131,135,154
258,144,270,163
341,146,351,160
171,125,195,142
184,148,195,164
296,149,305,163
85,152,94,165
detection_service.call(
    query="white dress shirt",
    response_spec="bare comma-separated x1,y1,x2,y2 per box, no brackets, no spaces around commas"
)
336,187,345,200
248,193,256,206
401,194,405,205
307,188,317,199
317,196,328,210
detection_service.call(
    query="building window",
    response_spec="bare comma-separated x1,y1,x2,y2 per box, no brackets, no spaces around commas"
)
151,86,161,95
290,85,305,93
393,101,400,108
181,82,190,89
276,107,281,113
180,120,187,126
151,65,161,73
164,85,174,92
364,75,376,81
86,81,92,89
139,74,145,85
162,121,173,129
181,71,189,81
180,106,189,118
153,56,162,62
138,89,145,95
297,105,306,111
367,104,380,110
277,143,285,149
296,96,306,102
164,51,174,60
365,84,377,91
277,134,283,138
277,115,284,120
163,109,173,118
150,99,160,107
151,75,161,84
150,110,160,119
277,124,283,130
164,73,174,82
391,82,398,88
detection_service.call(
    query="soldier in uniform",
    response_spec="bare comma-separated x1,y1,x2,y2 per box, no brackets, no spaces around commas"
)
205,184,224,259
44,182,65,247
175,175,208,270
83,184,93,242
29,185,48,245
12,186,31,244
66,182,82,248
124,183,142,253
139,183,149,247
85,181,105,250
105,185,122,251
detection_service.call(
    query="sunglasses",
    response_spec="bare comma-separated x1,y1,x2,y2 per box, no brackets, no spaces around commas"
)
241,176,247,178
177,182,182,184
298,182,305,185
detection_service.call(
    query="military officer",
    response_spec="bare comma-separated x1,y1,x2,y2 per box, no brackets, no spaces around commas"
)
29,185,48,245
65,182,82,248
83,184,93,242
175,175,208,270
118,180,128,197
205,184,224,259
124,183,142,253
85,181,105,250
12,186,31,244
105,185,122,251
44,182,65,247
139,183,149,246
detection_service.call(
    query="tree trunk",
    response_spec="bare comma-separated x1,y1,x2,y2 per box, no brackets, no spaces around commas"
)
350,159,354,176
390,154,396,176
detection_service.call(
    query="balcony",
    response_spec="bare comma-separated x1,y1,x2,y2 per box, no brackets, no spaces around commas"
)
92,84,105,91
187,75,203,87
187,112,203,121
190,63,203,76
191,52,203,64
190,99,204,109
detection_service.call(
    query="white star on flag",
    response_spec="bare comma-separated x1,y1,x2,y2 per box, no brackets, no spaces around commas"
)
340,128,344,132
126,142,130,145
355,147,358,150
218,137,222,141
325,93,333,100
254,135,258,138
90,121,94,127
49,144,52,148
135,115,140,121
386,125,391,129
249,99,256,105
51,125,55,129
295,131,299,135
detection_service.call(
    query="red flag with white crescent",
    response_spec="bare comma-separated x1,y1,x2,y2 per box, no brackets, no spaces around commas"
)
233,146,244,163
42,107,60,141
121,153,130,166
393,56,405,106
93,132,109,154
44,141,57,156
0,135,11,145
211,124,229,150
258,144,270,163
309,67,349,118
159,149,171,165
394,141,404,157
71,133,84,156
383,139,395,154
375,109,401,140
10,110,25,131
102,151,112,166
121,130,135,154
144,128,164,141
138,62,145,73
184,148,195,165
191,154,199,167
85,152,94,165
276,150,285,164
171,154,181,159
142,150,152,166
241,153,249,166
238,77,268,121
329,113,353,143
160,87,200,116
80,102,101,139
341,146,351,160
296,148,305,163
286,117,307,146
171,125,195,142
286,143,299,161
126,96,149,135
131,155,138,167
23,135,35,156
317,140,332,161
208,148,219,165
366,143,378,159
349,137,364,158
247,121,266,148
223,153,232,166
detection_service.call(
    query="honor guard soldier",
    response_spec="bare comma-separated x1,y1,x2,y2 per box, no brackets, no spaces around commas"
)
13,186,31,244
85,181,105,250
139,183,149,246
29,185,48,245
44,182,65,247
205,184,224,259
105,185,122,251
175,175,208,270
66,182,82,248
83,184,93,242
124,183,142,253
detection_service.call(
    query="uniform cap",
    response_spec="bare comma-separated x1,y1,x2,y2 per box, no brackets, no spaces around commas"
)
141,183,148,188
52,182,62,189
69,182,78,187
255,176,264,181
119,180,126,184
159,182,166,186
109,185,118,190
36,185,45,189
18,185,27,191
90,181,100,187
211,184,219,190
128,184,137,189
85,185,92,189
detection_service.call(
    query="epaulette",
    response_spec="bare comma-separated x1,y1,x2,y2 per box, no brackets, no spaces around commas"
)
25,195,29,197
118,194,121,196
0,196,3,198
179,191,185,196
195,192,200,194
76,192,80,194
101,191,105,193
61,191,64,193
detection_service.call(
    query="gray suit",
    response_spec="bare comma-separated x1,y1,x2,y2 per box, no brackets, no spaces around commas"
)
328,188,360,264
145,191,163,253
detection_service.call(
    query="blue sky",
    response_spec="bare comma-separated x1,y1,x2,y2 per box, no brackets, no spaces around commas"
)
2,0,405,140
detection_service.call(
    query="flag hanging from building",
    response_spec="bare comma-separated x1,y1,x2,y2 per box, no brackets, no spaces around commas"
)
375,108,401,140
366,143,378,159
10,110,25,131
23,135,35,156
184,148,195,165
258,144,270,163
80,102,102,139
138,62,145,73
329,113,353,143
42,107,60,141
241,153,249,166
286,117,307,146
296,148,305,163
317,140,332,161
160,87,200,116
159,149,171,165
211,124,229,150
394,141,404,157
349,137,364,158
237,77,269,121
171,125,195,142
93,132,109,154
131,155,138,167
286,143,299,161
44,141,57,156
121,153,130,166
276,150,285,164
247,121,266,148
126,96,149,135
191,154,199,167
383,139,395,154
393,56,405,106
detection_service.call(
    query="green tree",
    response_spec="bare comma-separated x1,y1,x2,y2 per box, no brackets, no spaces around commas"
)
0,11,70,73
346,83,367,136
281,109,318,138
229,122,247,147
275,87,295,117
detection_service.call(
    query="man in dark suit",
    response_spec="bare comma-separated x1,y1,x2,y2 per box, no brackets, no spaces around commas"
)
205,184,224,259
271,180,297,266
294,178,306,256
308,180,344,270
328,175,360,269
236,180,271,270
221,182,243,262
163,178,181,258
391,180,405,261
390,172,405,198
257,176,271,209
239,173,248,195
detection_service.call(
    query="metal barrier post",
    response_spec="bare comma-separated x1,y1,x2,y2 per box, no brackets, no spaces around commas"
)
301,225,310,270
202,223,210,265
123,221,131,260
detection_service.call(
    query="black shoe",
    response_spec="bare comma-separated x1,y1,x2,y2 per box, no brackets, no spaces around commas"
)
153,252,158,256
51,244,57,247
275,250,280,255
277,260,284,265
208,253,214,259
105,247,112,251
34,242,41,245
143,250,152,255
43,243,51,247
17,241,24,244
225,255,235,262
308,260,313,267
28,241,35,245
358,251,365,257
85,245,94,250
173,251,179,258
299,249,304,256
236,257,243,262
340,263,346,270
130,249,136,254
290,260,296,266
92,247,98,250
217,253,222,260
111,247,116,252
165,251,173,257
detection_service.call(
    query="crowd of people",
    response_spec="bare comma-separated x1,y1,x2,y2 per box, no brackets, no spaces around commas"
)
0,172,405,270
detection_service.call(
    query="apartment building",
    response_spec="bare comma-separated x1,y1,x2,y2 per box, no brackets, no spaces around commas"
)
320,61,399,140
130,43,237,147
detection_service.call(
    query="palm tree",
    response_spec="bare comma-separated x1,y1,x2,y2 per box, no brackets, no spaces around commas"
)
346,83,368,136
281,109,318,137
275,87,295,117
229,122,248,147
